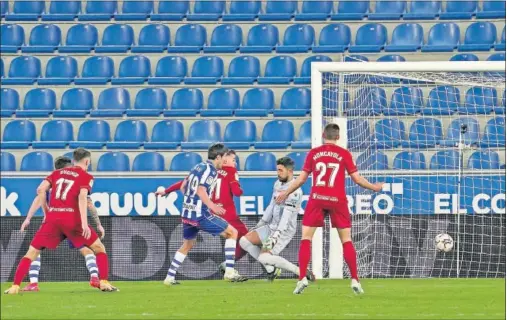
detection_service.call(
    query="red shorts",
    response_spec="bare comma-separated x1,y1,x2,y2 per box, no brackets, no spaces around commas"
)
302,198,351,229
31,215,99,250
223,210,248,238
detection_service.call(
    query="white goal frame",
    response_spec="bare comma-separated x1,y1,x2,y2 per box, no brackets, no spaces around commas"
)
310,61,506,279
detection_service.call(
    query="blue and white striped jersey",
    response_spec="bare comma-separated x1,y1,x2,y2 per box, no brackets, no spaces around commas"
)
181,161,218,220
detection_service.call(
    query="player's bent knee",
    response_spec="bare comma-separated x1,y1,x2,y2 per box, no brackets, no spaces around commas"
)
80,247,94,256
258,252,273,265
239,236,251,249
223,225,238,239
89,240,106,254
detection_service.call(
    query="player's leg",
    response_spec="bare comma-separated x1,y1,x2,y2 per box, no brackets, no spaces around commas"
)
218,217,249,274
239,226,275,274
164,223,197,286
79,246,99,288
22,254,41,292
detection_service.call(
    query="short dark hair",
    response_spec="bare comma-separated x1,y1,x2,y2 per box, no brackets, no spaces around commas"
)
323,123,340,140
276,156,295,170
73,148,91,163
226,149,236,156
54,156,72,170
208,143,229,160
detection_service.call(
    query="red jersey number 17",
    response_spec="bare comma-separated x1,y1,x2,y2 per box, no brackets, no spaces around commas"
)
55,178,75,201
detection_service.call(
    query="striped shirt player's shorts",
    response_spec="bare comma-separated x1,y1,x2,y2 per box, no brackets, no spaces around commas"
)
182,214,229,240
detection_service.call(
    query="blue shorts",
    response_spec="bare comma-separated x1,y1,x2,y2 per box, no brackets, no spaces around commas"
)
67,239,84,250
182,215,229,240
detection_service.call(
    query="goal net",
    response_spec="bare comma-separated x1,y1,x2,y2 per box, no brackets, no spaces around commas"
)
311,61,506,279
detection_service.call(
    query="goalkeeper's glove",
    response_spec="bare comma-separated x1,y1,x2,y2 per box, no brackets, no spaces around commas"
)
263,230,281,251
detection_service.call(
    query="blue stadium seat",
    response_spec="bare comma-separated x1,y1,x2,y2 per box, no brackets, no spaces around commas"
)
91,87,130,117
332,1,369,20
468,150,500,169
488,53,506,61
2,120,35,149
259,0,297,21
295,55,332,84
459,87,497,114
224,0,260,21
75,56,114,85
291,120,311,149
133,152,165,171
274,87,311,117
422,23,460,52
286,152,308,170
402,118,443,148
384,87,423,115
258,55,297,84
185,56,223,84
148,56,187,85
440,117,480,147
42,1,81,21
20,152,53,171
97,152,130,172
0,152,16,171
144,120,184,150
70,120,111,149
6,0,44,21
132,24,170,53
116,0,153,20
393,151,426,170
169,24,206,53
38,56,78,85
323,88,349,115
0,59,3,78
17,88,55,117
480,117,505,147
241,23,279,53
458,22,496,51
312,23,350,53
348,87,385,116
170,152,202,171
126,88,168,117
404,0,441,20
205,24,243,53
423,85,460,115
347,119,371,150
165,88,202,117
223,120,257,149
187,0,225,21
152,1,189,21
21,24,61,53
1,24,25,53
222,56,260,85
1,1,8,17
450,53,479,61
440,0,477,19
245,152,276,171
377,54,406,62
477,0,506,19
497,89,506,115
349,23,387,53
107,120,148,149
95,24,134,53
373,118,406,149
0,88,19,117
255,120,294,149
201,88,240,117
495,26,506,51
277,24,315,53
430,150,459,170
32,120,73,149
54,88,93,118
59,24,98,53
181,120,221,149
79,0,117,21
296,0,333,20
356,151,389,170
112,55,151,85
236,88,274,116
369,0,406,20
385,23,423,52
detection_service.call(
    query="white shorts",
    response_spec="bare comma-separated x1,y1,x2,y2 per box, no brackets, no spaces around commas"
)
254,225,295,256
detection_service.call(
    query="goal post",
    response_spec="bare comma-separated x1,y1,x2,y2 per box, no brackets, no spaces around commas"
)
310,61,506,279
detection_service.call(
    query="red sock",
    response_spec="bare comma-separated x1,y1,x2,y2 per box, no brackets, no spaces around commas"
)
343,241,358,281
13,257,32,285
298,240,311,281
235,242,247,260
95,252,109,281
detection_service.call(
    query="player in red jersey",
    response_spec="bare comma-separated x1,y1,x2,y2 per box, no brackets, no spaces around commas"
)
276,123,383,295
4,148,118,294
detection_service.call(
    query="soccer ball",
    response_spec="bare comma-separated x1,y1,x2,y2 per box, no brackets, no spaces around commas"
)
435,233,454,252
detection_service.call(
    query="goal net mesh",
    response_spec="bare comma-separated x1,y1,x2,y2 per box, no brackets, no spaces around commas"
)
319,63,506,278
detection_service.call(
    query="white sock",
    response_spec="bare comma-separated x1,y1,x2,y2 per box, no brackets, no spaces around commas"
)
258,253,299,275
239,238,274,273
29,255,41,284
166,251,186,280
85,254,99,279
224,239,236,273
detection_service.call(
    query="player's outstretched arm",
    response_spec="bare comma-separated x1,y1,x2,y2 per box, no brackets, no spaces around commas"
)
21,191,44,231
196,186,225,216
275,171,309,204
156,180,184,196
350,172,383,192
87,198,105,239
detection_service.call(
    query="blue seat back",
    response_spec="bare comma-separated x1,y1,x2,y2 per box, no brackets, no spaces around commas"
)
245,152,276,171
487,53,506,61
170,152,203,171
211,24,242,46
0,152,16,171
158,1,189,13
133,152,165,171
344,55,369,62
300,55,332,77
1,88,20,110
302,0,332,13
286,151,307,170
135,88,167,110
175,24,206,46
208,88,240,110
155,56,187,77
97,152,130,172
122,0,153,13
1,24,25,46
66,24,98,46
464,22,496,45
224,120,256,142
45,56,78,78
49,0,81,14
283,24,315,46
114,120,148,142
194,0,225,13
138,24,170,46
500,26,506,44
228,56,260,78
9,56,41,78
465,87,497,112
21,152,53,171
391,23,423,46
356,151,388,170
319,24,350,46
29,24,61,46
374,119,405,142
393,151,426,170
430,150,459,169
264,55,297,77
85,0,117,13
97,88,130,110
187,120,221,142
61,88,93,111
352,87,386,115
81,56,114,78
445,0,477,13
151,120,184,142
347,119,371,146
408,0,440,13
77,120,110,141
427,85,460,111
40,120,73,141
14,0,45,14
450,53,479,61
483,0,505,12
118,55,151,77
375,0,406,13
323,88,350,112
191,56,223,77
262,120,294,142
230,0,260,14
484,117,506,142
266,0,297,13
337,1,369,13
0,1,7,15
377,54,406,62
427,23,460,46
445,117,480,143
355,23,387,46
242,88,274,110
468,151,500,169
3,120,35,142
246,24,279,46
298,121,311,141
408,118,443,143
102,24,134,46
24,88,55,110
390,87,424,113
171,88,203,110
281,87,310,110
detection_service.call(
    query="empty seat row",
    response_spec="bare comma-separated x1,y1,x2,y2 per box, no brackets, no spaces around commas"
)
2,22,506,54
2,0,505,21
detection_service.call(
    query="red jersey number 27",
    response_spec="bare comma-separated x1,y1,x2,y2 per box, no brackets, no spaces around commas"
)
315,162,340,187
55,178,74,201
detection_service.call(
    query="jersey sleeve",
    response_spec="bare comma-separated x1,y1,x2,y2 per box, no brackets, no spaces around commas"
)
302,150,314,173
44,171,56,186
345,150,358,175
226,167,243,197
164,180,184,194
80,173,94,193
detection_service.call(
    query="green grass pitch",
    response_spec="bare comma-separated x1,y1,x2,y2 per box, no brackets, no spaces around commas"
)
1,279,505,319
